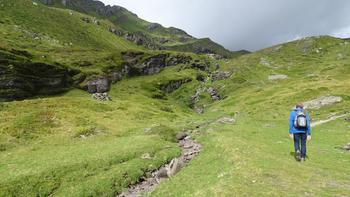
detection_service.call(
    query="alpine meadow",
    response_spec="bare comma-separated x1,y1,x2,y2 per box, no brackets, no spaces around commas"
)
0,0,349,197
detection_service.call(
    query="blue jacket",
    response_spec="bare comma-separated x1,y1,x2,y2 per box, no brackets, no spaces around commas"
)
289,108,311,135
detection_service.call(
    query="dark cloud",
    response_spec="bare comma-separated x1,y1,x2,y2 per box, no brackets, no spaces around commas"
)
101,0,350,51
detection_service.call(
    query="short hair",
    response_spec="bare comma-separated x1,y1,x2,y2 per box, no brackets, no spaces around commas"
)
296,103,304,109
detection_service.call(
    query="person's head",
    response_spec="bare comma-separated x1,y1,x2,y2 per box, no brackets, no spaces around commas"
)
296,103,304,109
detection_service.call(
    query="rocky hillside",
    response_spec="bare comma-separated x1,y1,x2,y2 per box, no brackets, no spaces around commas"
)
37,0,244,58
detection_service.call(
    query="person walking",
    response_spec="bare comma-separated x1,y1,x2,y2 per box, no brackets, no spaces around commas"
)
289,103,311,162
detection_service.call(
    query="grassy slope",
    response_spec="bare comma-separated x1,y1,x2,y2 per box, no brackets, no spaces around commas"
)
151,36,350,196
0,65,205,196
43,0,237,58
1,2,349,195
0,0,141,75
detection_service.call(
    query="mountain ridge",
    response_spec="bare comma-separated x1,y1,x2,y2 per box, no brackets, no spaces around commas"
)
37,0,247,57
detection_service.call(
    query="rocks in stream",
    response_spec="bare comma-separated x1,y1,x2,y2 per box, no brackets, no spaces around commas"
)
118,136,201,197
175,132,188,141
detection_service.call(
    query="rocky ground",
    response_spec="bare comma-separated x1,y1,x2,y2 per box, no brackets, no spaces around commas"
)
118,134,201,197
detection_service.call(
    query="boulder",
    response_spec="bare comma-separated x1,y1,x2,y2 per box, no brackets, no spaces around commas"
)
303,96,342,110
217,117,236,125
87,77,110,93
343,143,350,151
176,132,188,141
268,74,288,81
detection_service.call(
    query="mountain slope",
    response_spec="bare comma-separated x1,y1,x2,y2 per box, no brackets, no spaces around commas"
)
37,0,242,58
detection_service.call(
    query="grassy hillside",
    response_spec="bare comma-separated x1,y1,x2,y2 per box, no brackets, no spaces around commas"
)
37,0,239,58
151,36,350,196
1,1,350,196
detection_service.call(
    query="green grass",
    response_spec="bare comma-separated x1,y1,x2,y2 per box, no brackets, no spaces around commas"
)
150,36,350,196
1,2,350,195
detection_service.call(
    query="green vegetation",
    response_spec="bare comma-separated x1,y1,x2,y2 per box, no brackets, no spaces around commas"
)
0,0,349,196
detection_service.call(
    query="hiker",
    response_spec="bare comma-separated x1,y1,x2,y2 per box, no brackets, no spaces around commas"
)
289,103,311,161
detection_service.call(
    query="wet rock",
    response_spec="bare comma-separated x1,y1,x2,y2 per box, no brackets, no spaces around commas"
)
268,74,288,81
217,117,236,125
211,71,231,81
157,167,168,178
304,96,342,110
167,158,184,177
176,132,188,141
92,92,110,101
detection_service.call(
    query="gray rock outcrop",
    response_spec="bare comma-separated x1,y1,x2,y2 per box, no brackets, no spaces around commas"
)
304,96,342,110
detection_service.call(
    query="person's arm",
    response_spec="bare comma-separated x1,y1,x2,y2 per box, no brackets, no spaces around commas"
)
306,112,311,136
289,111,294,139
289,111,294,134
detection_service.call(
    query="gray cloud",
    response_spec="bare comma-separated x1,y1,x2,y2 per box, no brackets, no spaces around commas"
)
101,0,350,51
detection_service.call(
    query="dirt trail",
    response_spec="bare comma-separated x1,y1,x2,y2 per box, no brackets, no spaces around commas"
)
118,136,201,197
311,114,348,127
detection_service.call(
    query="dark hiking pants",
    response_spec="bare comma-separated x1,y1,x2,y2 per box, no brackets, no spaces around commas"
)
293,133,307,158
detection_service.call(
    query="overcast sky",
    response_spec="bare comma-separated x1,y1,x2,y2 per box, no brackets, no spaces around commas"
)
100,0,350,51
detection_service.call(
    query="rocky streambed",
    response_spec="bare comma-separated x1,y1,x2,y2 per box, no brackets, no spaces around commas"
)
118,134,201,197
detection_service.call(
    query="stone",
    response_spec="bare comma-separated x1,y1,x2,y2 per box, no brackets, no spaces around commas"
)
207,87,220,100
141,153,152,160
92,92,110,101
343,143,350,151
166,158,183,177
176,132,188,141
211,71,231,81
194,107,204,114
87,77,110,93
303,96,342,110
217,117,236,125
157,167,168,178
268,74,288,81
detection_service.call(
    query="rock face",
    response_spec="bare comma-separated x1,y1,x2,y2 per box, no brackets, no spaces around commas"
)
161,78,192,94
122,52,192,76
268,74,288,81
304,96,343,110
0,55,74,101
